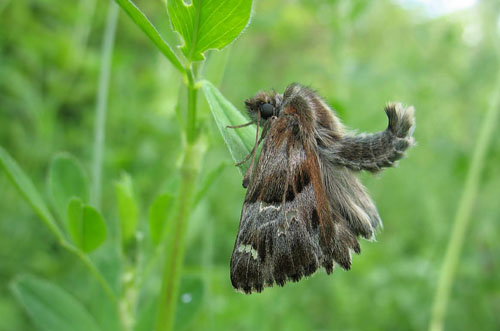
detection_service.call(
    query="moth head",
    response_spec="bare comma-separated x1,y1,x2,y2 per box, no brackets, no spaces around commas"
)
244,91,283,122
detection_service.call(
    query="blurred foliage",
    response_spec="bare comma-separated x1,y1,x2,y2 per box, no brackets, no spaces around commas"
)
1,0,500,330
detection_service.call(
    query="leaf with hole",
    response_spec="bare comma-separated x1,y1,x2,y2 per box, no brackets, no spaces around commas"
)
67,198,107,253
168,0,253,62
10,274,102,331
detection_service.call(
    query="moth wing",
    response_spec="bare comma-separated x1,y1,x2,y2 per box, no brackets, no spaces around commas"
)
320,160,382,240
230,116,337,293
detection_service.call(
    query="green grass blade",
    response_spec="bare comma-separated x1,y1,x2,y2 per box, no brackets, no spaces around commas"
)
0,146,64,241
429,69,500,331
91,0,119,208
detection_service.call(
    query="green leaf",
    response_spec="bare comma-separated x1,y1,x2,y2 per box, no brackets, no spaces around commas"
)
67,197,84,235
174,276,205,330
10,275,102,331
67,199,107,253
168,0,252,62
201,80,255,174
148,193,174,246
115,173,139,243
114,0,185,74
0,146,64,240
48,153,89,220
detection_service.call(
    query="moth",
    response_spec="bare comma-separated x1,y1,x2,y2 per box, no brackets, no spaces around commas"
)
228,83,415,294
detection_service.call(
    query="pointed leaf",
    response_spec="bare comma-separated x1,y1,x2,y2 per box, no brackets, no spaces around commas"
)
67,199,107,253
10,275,102,331
48,153,89,219
202,80,255,174
0,146,63,239
148,193,174,246
168,0,252,62
115,173,139,243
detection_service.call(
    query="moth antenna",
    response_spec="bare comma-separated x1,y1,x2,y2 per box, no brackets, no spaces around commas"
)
242,111,261,188
227,121,254,129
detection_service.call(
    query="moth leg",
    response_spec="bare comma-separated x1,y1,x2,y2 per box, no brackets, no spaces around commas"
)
227,117,272,189
325,103,415,172
227,121,254,129
242,112,262,188
226,121,258,167
234,149,255,167
233,121,269,166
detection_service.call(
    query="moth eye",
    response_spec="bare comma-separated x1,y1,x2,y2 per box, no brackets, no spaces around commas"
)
260,103,274,119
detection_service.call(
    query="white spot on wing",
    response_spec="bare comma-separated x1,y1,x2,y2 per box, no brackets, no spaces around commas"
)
237,244,258,260
259,201,281,212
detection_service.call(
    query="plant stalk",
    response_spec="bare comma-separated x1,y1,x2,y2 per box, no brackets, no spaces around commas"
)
155,66,202,331
186,65,198,143
91,0,119,208
429,70,500,331
155,143,201,331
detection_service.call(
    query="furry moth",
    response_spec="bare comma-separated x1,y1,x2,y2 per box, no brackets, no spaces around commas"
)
228,83,415,293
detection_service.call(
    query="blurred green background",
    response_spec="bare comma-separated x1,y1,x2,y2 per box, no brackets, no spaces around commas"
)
1,0,499,330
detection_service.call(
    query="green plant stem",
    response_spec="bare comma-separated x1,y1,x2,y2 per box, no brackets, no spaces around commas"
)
155,143,201,331
186,65,198,143
154,62,202,331
91,0,119,208
429,72,500,331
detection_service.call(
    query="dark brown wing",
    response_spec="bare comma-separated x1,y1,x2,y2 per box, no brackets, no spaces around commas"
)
230,114,318,293
230,110,360,293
